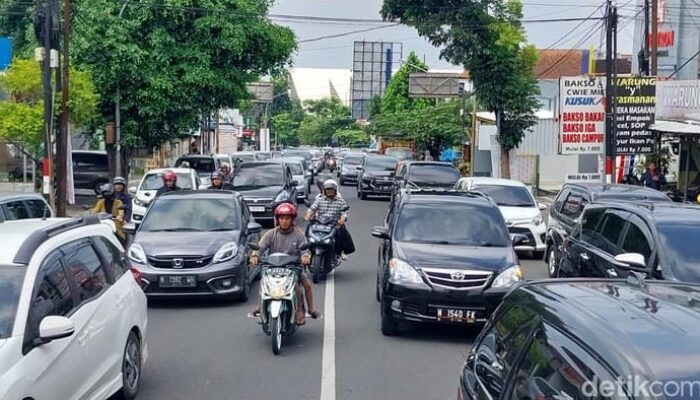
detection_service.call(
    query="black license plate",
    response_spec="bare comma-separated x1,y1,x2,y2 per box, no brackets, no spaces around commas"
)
159,275,197,288
436,308,478,323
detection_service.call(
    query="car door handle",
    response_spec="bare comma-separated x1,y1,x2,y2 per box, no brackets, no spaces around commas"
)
580,252,590,261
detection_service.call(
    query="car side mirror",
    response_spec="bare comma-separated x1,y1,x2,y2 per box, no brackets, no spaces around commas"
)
128,186,137,195
122,222,137,235
538,203,547,211
371,226,390,239
614,253,647,271
247,222,263,234
39,316,75,343
510,233,529,246
356,166,363,171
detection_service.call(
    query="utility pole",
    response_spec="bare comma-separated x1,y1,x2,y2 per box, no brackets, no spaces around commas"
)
651,0,658,75
41,0,56,210
459,82,466,162
215,110,220,154
641,0,650,75
604,0,618,184
470,95,477,177
56,0,70,217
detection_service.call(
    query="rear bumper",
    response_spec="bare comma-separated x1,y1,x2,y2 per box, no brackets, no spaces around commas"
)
361,179,394,195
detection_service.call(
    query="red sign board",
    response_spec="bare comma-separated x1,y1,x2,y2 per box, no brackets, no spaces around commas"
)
242,130,253,137
647,31,674,48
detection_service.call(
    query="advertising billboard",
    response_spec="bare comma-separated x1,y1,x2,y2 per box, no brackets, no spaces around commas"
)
559,76,606,155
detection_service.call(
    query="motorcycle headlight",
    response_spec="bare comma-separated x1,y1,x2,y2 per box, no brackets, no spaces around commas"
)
388,259,425,286
323,238,332,244
275,191,290,202
213,242,238,264
492,265,523,288
531,215,543,226
128,244,147,264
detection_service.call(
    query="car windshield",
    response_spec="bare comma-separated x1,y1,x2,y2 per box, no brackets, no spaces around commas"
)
395,203,509,246
285,151,311,161
0,265,26,339
658,223,700,282
366,157,398,171
409,165,460,185
176,158,215,175
140,198,240,232
140,172,194,190
344,155,363,165
233,154,256,163
474,185,535,207
233,164,284,188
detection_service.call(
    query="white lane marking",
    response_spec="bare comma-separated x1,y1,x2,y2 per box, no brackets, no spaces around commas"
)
320,271,336,400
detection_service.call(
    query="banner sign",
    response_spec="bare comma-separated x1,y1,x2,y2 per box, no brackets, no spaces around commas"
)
566,173,602,182
613,77,656,155
559,76,606,155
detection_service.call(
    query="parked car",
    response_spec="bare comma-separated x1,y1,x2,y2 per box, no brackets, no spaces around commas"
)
357,155,399,199
558,201,700,281
339,152,364,185
0,192,53,221
394,161,460,192
129,168,201,223
230,161,298,225
459,278,700,400
124,190,262,299
174,154,221,187
456,177,547,259
0,217,147,400
278,157,310,201
545,182,673,278
72,150,110,194
371,188,526,336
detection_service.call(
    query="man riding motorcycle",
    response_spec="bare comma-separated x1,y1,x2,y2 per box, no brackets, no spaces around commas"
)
305,179,355,259
250,203,321,325
208,171,234,190
112,176,132,222
155,170,182,197
91,183,127,244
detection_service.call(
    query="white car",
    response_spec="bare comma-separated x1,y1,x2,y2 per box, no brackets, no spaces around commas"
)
280,157,310,200
129,167,201,224
455,177,548,258
0,217,148,400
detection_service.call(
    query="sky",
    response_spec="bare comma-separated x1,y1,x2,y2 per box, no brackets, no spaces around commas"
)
271,0,639,70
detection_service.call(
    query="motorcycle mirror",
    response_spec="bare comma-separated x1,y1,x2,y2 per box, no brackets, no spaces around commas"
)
248,243,260,251
341,205,350,212
298,243,310,251
304,199,312,207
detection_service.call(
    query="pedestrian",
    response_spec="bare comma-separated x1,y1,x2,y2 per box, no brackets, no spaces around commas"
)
112,176,132,222
155,170,182,197
640,162,666,190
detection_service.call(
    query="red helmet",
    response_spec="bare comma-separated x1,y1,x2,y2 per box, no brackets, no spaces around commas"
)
162,170,177,183
274,203,297,220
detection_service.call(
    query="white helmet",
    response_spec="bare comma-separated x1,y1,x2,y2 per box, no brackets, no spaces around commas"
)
323,179,338,191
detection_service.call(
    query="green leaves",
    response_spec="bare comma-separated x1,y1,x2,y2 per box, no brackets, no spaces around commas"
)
381,52,431,114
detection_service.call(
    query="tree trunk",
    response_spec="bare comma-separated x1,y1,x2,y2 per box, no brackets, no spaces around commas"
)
500,143,511,179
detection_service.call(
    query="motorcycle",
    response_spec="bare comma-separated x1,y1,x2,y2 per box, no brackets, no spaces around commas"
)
304,202,350,283
325,157,336,172
250,245,309,355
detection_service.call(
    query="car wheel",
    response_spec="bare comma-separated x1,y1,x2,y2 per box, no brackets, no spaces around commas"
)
116,331,141,400
375,275,381,302
547,247,559,278
380,301,400,336
93,179,109,194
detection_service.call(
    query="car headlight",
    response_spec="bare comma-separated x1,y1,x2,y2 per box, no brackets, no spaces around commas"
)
275,191,290,202
388,259,425,285
213,242,239,264
531,215,543,226
128,244,147,264
134,197,148,207
492,265,523,288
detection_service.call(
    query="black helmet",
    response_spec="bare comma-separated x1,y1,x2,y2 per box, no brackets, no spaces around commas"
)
99,183,114,196
113,176,126,186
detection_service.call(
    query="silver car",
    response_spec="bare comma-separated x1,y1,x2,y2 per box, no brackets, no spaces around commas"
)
278,157,309,201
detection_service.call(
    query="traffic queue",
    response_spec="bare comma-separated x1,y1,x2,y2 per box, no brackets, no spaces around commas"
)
2,146,700,400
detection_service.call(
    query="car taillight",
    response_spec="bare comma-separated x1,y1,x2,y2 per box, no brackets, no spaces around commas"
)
130,267,142,283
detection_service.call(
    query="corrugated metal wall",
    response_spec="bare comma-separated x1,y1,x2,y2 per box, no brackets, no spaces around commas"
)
514,119,559,156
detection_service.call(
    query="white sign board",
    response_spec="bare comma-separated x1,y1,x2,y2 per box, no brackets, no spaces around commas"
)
559,76,606,155
565,173,602,182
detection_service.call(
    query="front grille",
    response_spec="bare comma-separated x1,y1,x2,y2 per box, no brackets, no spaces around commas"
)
508,227,535,246
403,301,422,315
147,255,213,269
421,268,492,290
244,197,273,204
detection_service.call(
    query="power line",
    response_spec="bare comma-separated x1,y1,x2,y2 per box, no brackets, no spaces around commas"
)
537,19,605,78
298,24,402,43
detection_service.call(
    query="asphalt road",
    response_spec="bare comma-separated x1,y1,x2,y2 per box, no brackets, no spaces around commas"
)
136,183,550,400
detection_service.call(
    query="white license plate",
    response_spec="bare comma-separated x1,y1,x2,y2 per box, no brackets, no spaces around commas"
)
436,308,477,323
250,206,265,213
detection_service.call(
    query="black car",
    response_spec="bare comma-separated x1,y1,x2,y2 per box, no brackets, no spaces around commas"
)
460,278,700,400
558,201,700,282
338,152,364,186
124,190,262,300
231,161,298,225
175,154,221,186
545,182,672,278
357,155,398,199
371,189,527,336
72,150,110,194
393,161,461,194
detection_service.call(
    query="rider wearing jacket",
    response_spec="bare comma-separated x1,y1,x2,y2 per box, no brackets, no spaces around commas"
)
250,203,320,325
155,170,182,197
92,183,127,244
112,176,132,222
304,179,355,258
208,171,234,190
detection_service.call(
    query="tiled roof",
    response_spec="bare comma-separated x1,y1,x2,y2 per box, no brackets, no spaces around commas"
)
534,49,585,79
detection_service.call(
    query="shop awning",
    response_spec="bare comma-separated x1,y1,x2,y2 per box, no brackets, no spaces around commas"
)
649,120,700,135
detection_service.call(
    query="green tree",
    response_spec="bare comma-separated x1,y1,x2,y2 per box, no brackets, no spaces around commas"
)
271,111,302,147
381,51,431,114
297,98,356,146
382,0,540,178
0,58,98,157
335,128,370,147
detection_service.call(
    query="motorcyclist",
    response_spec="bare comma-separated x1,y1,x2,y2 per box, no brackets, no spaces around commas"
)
249,203,320,325
304,179,355,260
208,171,234,190
91,183,127,244
219,163,234,184
155,170,182,197
112,176,132,222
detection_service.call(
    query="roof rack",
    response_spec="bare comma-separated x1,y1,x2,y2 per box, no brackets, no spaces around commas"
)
401,187,495,203
13,215,101,265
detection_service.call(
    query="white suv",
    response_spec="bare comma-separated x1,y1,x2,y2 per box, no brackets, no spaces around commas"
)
0,217,148,400
455,177,548,258
129,167,200,224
